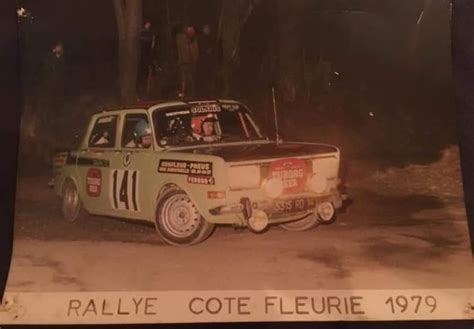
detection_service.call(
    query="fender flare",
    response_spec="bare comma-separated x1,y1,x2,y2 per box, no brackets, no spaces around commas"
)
61,176,81,196
155,181,211,220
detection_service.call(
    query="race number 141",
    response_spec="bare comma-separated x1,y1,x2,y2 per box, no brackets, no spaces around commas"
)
385,295,437,314
111,170,139,211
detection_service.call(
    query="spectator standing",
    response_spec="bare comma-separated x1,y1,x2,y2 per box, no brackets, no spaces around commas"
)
137,21,157,100
40,41,66,123
176,25,199,98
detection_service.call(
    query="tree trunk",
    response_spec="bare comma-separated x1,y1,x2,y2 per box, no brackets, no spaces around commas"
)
114,0,143,104
219,0,262,97
276,0,308,103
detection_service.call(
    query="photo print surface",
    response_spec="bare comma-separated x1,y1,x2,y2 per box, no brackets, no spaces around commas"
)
1,0,473,324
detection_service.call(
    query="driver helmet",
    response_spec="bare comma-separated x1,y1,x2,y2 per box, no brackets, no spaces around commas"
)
201,114,217,127
191,115,216,134
134,119,152,139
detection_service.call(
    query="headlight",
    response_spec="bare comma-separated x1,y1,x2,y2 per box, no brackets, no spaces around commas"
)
228,165,261,190
312,157,339,179
308,174,328,193
262,177,284,199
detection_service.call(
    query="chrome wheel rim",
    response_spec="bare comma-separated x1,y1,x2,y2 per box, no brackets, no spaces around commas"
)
160,194,200,238
63,183,79,221
317,203,335,222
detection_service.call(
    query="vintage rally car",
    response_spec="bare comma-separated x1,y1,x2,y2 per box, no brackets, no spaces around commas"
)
54,100,345,246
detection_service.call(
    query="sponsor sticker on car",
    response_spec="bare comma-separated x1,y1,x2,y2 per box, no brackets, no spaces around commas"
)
270,158,308,194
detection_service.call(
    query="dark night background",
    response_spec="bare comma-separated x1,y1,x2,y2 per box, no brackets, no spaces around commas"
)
12,0,473,264
1,0,474,327
15,0,458,174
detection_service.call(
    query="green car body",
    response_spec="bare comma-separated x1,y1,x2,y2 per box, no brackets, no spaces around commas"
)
54,100,344,246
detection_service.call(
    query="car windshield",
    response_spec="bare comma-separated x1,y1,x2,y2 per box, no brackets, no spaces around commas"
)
153,103,266,147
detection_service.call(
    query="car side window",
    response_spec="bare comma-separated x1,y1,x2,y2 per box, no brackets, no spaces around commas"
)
122,113,150,149
244,113,263,139
218,111,247,138
88,115,118,148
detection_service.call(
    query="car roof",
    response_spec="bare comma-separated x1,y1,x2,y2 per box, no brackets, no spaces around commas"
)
95,99,243,115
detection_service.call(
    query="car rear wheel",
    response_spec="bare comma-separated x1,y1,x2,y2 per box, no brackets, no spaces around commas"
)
155,190,215,246
61,179,83,222
279,213,320,231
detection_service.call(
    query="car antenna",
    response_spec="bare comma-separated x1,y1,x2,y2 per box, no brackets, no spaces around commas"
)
272,87,281,144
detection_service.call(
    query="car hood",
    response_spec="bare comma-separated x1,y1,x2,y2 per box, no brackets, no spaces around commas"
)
178,141,338,162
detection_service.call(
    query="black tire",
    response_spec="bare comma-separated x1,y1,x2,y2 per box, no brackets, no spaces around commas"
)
155,189,215,246
279,213,320,231
61,179,84,222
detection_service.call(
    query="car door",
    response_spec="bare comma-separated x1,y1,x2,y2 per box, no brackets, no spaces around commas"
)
106,111,155,221
75,114,119,215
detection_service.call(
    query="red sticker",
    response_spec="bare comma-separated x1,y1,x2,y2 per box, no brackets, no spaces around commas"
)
86,168,102,197
270,158,307,194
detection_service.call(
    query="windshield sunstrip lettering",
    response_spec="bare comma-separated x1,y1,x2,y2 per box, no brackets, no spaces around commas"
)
190,104,221,114
158,160,213,176
221,104,240,111
165,110,191,117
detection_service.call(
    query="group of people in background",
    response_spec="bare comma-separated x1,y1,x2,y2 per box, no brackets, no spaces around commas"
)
39,20,216,119
137,20,216,101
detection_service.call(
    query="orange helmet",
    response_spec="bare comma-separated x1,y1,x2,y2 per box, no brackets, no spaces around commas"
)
191,116,205,134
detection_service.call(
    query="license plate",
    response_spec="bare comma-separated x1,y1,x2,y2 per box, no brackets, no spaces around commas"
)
273,198,316,214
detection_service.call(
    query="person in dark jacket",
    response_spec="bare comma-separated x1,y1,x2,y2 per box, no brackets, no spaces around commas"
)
137,21,157,100
40,41,66,122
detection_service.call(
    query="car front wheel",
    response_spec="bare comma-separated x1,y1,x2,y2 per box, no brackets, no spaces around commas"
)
61,179,83,222
155,190,215,246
